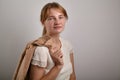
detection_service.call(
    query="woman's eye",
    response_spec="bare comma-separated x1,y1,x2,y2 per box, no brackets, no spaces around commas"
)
47,17,54,20
47,16,65,21
59,16,64,19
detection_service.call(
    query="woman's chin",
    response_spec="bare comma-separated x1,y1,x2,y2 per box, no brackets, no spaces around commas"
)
56,29,63,33
50,29,64,34
52,31,62,35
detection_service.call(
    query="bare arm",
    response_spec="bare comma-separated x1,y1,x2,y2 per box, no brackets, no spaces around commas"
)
29,64,62,80
70,53,76,80
29,50,63,80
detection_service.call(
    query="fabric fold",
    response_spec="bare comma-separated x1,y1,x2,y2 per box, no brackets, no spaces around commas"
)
13,35,55,80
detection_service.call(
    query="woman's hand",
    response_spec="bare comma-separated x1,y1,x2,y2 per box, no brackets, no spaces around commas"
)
49,47,64,68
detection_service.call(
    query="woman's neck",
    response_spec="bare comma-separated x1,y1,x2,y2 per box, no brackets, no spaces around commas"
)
46,33,60,39
45,33,61,45
45,33,62,50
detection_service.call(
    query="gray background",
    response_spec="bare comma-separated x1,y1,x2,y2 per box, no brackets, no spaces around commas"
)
0,0,120,80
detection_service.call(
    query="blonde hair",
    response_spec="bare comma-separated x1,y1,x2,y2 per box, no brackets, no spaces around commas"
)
40,2,68,36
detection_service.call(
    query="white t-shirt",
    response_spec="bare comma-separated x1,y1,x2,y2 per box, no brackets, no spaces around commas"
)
31,37,74,80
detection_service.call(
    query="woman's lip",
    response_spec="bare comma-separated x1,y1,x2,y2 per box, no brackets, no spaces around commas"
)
54,26,62,28
54,27,61,28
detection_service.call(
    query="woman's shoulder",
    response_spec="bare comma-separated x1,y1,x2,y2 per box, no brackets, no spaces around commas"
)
35,46,49,51
60,37,74,53
25,36,50,51
60,37,73,48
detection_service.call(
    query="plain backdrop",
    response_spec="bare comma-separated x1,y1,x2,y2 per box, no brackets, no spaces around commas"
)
0,0,120,80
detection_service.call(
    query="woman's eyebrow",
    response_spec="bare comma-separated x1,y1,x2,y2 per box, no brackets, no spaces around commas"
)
48,14,64,17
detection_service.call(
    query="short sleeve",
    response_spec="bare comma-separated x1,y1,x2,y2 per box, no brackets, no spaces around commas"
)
68,42,74,54
31,46,49,67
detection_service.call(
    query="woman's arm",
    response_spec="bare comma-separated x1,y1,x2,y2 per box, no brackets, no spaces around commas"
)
29,64,62,80
70,53,76,80
29,50,63,80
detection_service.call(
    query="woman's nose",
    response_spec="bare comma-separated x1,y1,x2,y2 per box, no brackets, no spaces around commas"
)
54,18,60,25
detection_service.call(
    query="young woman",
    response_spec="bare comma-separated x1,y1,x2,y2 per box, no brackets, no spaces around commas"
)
29,2,76,80
13,2,76,80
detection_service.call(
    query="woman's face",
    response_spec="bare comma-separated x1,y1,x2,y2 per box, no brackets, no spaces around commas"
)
43,8,67,35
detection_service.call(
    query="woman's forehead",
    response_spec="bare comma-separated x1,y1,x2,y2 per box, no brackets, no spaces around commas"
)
47,8,64,15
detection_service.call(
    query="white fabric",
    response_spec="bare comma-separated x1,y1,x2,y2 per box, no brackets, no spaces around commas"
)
31,37,74,80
